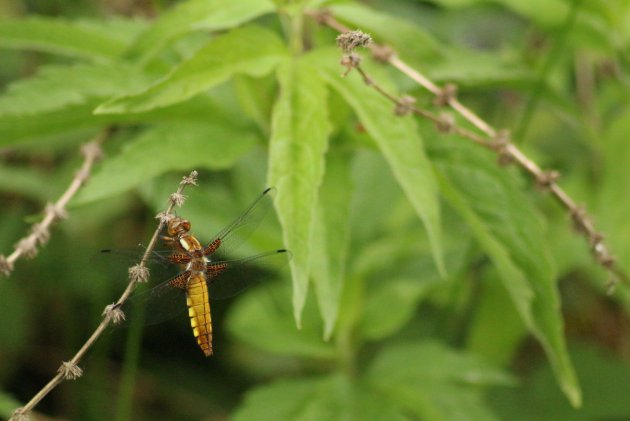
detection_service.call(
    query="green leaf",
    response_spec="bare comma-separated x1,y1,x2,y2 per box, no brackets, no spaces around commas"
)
127,0,275,60
0,102,111,147
233,374,410,421
310,148,351,340
0,281,29,354
0,164,56,200
267,58,331,327
597,109,630,277
0,391,22,420
490,343,630,421
360,277,426,341
226,281,335,359
96,25,287,114
366,341,515,421
313,48,444,277
429,135,581,406
74,122,257,204
329,3,442,62
0,17,134,60
0,95,236,148
0,63,151,116
466,269,527,366
233,73,277,135
492,0,570,27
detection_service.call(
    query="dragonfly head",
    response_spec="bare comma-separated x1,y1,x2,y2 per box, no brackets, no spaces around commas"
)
167,217,191,236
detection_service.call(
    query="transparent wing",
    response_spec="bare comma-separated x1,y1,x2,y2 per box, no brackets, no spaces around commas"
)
207,249,290,299
206,187,276,257
117,272,189,326
115,250,289,325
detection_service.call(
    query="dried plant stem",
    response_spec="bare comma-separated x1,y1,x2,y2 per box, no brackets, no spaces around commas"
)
10,171,198,421
310,10,627,291
0,128,111,277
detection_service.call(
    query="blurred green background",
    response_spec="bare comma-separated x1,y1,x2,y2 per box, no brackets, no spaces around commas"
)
2,0,630,420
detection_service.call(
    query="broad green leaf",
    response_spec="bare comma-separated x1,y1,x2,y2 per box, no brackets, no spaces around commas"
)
466,269,527,366
349,150,409,245
267,58,331,326
0,97,225,147
0,17,133,60
429,134,580,406
0,164,55,200
127,0,275,60
0,102,112,147
96,25,287,114
310,148,351,340
366,341,514,421
597,109,630,277
0,391,22,420
313,48,444,277
490,343,630,421
74,122,257,204
330,3,442,62
492,0,570,27
233,73,277,135
0,63,151,116
360,277,427,341
232,374,410,421
226,281,334,359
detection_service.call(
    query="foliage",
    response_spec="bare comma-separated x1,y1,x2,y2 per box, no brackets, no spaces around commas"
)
1,0,630,420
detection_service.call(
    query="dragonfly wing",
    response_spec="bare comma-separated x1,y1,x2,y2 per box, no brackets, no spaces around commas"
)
118,272,190,326
206,188,276,257
207,249,290,299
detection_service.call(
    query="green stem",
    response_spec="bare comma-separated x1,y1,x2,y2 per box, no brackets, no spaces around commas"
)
335,274,363,379
515,0,582,142
113,300,146,421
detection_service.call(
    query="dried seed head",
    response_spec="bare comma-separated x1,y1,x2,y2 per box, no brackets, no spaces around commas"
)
15,237,38,259
103,303,126,324
80,141,103,160
181,170,198,186
394,96,417,116
129,264,149,283
169,192,186,207
433,84,458,107
340,52,362,77
605,277,618,295
492,130,513,166
156,211,175,224
435,112,456,134
58,361,83,380
535,170,560,190
45,202,69,220
336,30,372,54
9,408,29,421
0,255,13,276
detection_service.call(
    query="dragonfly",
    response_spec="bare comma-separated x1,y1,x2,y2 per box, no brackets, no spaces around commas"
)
115,187,288,357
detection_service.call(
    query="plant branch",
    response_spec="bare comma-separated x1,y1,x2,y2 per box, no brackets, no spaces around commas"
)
9,170,198,421
0,128,112,277
309,10,628,292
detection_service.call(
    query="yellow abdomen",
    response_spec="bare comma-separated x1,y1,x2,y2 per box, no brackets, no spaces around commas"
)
186,273,213,356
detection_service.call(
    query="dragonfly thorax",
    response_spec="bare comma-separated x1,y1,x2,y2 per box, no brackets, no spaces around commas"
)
178,234,202,252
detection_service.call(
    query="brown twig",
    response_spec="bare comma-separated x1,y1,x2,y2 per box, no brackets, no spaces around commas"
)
0,128,113,277
9,171,198,421
308,10,628,292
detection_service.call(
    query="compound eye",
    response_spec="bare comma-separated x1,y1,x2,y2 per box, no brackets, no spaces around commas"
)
166,217,183,236
181,220,191,232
